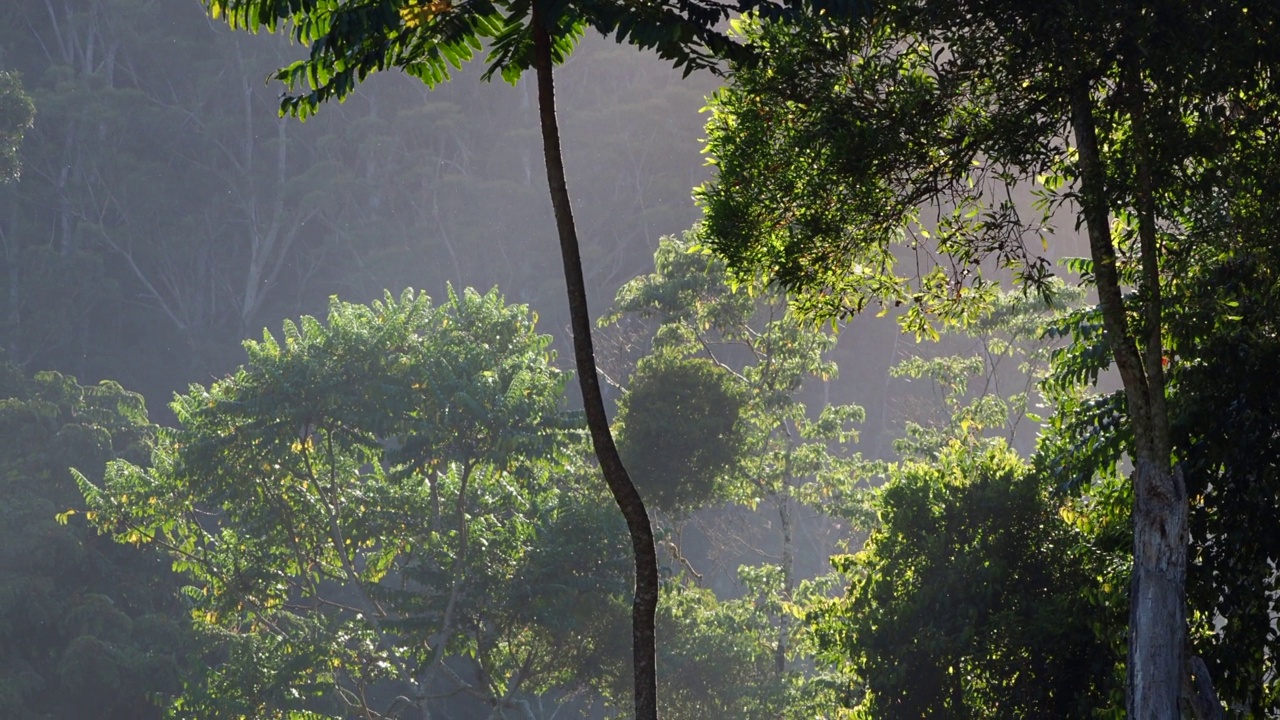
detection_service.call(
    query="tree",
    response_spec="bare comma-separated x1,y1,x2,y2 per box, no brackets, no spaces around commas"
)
807,441,1120,719
654,566,816,719
613,353,749,515
1037,121,1280,714
0,358,193,719
196,0,865,715
697,4,1280,715
78,288,623,718
605,229,864,678
197,3,679,716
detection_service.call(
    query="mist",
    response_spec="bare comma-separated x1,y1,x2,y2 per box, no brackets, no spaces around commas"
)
2,1,1268,718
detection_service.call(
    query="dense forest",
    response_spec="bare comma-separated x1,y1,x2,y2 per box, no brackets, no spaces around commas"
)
1,0,1278,718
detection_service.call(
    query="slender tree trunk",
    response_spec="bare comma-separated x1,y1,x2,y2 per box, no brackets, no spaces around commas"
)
775,436,794,676
775,478,792,675
531,10,660,720
1070,78,1189,720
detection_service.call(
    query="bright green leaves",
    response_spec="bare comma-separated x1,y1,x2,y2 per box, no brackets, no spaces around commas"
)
606,230,866,515
809,442,1121,718
203,0,869,119
205,0,512,118
0,71,34,183
697,10,1067,327
886,284,1081,463
77,287,585,718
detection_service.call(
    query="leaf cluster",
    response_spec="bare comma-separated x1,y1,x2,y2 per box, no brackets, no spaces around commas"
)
614,354,749,515
0,71,34,183
697,4,1080,323
75,287,601,718
204,0,870,120
807,442,1120,719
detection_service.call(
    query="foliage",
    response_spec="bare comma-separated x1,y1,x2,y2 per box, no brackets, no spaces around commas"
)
1035,299,1131,494
699,4,1280,714
606,229,865,519
77,288,623,719
657,578,787,718
698,1,1279,319
614,354,748,514
697,10,1047,326
506,461,634,704
203,0,866,119
889,282,1083,461
0,71,34,183
0,357,191,719
807,441,1121,719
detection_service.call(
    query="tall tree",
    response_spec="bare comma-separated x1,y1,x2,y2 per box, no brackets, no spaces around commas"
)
196,0,861,716
698,3,1280,716
1039,112,1280,715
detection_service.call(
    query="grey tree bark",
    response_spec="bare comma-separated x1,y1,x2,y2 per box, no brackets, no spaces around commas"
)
1070,77,1190,720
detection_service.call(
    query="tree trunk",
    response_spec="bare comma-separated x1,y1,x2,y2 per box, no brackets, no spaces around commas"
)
775,482,792,674
775,439,794,676
531,11,660,720
1069,78,1189,720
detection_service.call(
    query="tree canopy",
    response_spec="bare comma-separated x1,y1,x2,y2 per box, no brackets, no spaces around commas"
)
810,442,1120,719
697,3,1280,715
77,288,617,718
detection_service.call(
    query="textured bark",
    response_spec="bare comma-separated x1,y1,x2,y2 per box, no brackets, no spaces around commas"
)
1130,460,1188,718
1070,78,1190,720
531,12,660,720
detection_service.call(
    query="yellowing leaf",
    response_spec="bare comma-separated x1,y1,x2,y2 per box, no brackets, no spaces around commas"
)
400,0,452,28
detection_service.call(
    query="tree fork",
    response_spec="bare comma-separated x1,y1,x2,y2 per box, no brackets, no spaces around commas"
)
1070,77,1189,720
531,10,660,720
